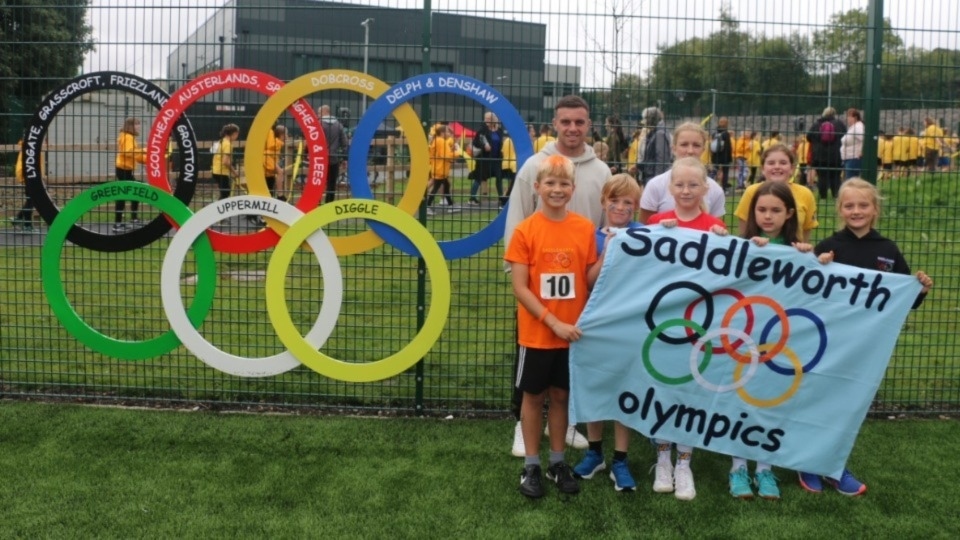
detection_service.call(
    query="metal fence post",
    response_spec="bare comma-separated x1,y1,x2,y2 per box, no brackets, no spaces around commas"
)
861,0,884,184
414,0,433,416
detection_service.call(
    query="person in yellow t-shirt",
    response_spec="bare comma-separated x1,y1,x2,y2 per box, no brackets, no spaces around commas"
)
891,128,907,180
426,124,460,213
11,137,44,232
794,136,810,185
734,131,751,188
922,117,945,172
534,124,556,153
263,125,287,200
212,123,240,200
626,127,647,180
905,127,920,177
113,117,148,232
746,131,762,185
878,133,895,181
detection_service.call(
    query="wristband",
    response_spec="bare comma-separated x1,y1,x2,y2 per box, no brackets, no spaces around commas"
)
538,309,550,323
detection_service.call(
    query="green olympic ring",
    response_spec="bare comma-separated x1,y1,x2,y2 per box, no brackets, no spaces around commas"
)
41,182,217,360
642,318,712,385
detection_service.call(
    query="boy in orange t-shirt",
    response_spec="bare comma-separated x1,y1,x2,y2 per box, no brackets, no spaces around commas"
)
504,154,603,499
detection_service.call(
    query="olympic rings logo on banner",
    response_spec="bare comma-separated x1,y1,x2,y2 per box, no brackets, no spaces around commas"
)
29,69,525,382
642,281,828,408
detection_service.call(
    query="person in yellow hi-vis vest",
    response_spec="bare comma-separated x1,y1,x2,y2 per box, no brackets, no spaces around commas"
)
113,117,147,232
12,138,44,232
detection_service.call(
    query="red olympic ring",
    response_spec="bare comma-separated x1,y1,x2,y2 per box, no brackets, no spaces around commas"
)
721,295,789,363
145,68,327,253
684,288,753,354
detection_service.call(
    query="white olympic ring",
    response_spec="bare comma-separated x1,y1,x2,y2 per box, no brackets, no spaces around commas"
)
160,196,343,377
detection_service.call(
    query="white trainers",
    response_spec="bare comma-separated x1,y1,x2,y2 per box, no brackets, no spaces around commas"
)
543,424,589,450
567,425,589,449
652,461,674,493
511,421,525,457
674,465,696,501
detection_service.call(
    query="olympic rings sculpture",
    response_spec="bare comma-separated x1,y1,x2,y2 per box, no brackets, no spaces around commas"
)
642,281,828,408
29,69,521,382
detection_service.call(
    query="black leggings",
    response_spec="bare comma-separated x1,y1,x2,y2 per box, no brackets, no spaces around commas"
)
213,173,231,200
114,168,139,222
816,167,842,200
426,178,453,206
324,161,341,204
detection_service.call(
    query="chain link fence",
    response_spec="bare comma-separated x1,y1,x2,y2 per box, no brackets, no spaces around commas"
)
1,0,957,415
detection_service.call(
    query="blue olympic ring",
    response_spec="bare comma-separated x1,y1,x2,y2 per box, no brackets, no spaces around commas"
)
760,307,827,374
348,72,533,260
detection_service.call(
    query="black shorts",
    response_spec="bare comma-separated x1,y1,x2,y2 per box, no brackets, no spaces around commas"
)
516,346,569,395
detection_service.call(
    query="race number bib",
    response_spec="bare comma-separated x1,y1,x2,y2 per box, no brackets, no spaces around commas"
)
540,273,575,300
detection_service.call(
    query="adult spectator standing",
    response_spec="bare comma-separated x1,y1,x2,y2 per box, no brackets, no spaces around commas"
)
841,108,865,180
605,114,628,174
504,94,612,457
318,104,348,204
807,106,846,201
637,106,672,185
710,117,734,193
922,117,945,173
468,111,506,206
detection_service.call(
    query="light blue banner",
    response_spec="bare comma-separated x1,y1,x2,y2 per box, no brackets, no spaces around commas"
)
570,226,922,479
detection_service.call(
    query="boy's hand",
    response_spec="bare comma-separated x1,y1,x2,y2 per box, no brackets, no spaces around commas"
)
818,251,834,264
549,321,583,342
916,271,933,293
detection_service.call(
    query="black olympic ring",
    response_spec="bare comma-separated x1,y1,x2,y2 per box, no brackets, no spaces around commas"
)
645,281,715,345
22,71,198,252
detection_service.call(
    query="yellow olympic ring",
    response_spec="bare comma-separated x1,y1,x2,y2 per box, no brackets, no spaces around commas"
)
246,70,430,256
265,199,451,382
733,343,803,408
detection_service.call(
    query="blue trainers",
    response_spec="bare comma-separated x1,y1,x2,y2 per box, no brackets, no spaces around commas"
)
729,466,753,499
609,459,636,492
754,469,781,500
798,471,823,493
573,449,606,479
829,468,867,496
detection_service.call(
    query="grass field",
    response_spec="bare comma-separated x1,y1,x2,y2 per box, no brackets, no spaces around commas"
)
0,402,957,538
1,171,958,413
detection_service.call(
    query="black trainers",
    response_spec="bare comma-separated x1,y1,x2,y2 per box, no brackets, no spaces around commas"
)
546,461,581,495
519,464,545,499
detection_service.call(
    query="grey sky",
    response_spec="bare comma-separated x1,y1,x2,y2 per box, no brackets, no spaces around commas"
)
83,0,958,87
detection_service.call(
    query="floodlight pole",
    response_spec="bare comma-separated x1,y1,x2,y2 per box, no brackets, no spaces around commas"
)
361,18,374,114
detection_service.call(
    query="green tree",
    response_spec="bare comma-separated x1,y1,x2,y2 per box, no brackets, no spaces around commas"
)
646,6,808,117
809,8,902,100
0,0,94,142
